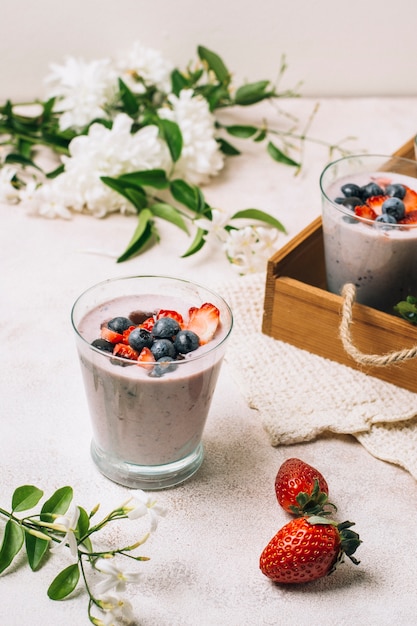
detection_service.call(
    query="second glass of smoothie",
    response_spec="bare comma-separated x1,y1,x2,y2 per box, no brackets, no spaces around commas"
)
71,275,233,490
320,154,417,313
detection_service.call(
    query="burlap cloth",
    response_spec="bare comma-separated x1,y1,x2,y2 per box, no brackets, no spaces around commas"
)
215,273,417,480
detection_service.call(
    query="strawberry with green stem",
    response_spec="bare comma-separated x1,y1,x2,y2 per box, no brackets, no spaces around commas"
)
275,458,335,517
259,515,361,584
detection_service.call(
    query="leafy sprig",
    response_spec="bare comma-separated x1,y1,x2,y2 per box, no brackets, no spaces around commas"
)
0,45,353,268
0,484,164,624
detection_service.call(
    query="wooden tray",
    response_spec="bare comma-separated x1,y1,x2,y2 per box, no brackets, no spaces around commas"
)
262,138,417,392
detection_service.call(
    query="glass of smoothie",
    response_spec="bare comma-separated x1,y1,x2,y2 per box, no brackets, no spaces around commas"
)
71,275,233,490
320,154,417,313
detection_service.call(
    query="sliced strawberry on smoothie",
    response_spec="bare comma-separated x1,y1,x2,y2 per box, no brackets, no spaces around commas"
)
100,325,124,344
137,346,156,369
157,309,184,327
140,316,155,332
187,303,220,345
403,187,417,213
399,209,417,224
113,343,139,360
354,204,378,220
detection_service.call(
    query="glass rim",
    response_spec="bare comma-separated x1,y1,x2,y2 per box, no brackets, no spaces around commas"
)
71,274,234,366
320,153,417,229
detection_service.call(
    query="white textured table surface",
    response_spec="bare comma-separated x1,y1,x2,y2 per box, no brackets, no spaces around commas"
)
2,97,417,625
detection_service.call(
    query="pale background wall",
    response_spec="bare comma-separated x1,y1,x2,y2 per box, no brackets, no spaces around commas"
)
1,0,416,101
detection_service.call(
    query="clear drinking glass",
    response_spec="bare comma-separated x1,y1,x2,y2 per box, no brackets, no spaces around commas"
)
71,275,233,490
320,154,417,313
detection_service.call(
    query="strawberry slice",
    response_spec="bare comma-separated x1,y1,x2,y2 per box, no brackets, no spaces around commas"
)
157,309,184,326
186,302,220,345
101,325,124,344
137,346,156,369
113,343,139,360
122,325,136,344
354,204,378,221
139,317,155,332
399,209,417,224
403,186,417,213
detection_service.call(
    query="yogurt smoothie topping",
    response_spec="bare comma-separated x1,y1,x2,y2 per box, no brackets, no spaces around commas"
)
90,300,220,377
322,171,417,312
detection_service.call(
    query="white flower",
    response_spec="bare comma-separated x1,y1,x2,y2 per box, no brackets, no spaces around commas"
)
52,113,170,217
98,595,134,626
224,225,278,274
117,40,173,94
20,179,72,219
0,165,20,204
194,208,231,243
95,559,141,595
159,89,224,185
123,490,166,532
45,57,118,130
50,506,80,558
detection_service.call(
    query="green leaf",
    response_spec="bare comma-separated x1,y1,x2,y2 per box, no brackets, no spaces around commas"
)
225,125,258,139
47,563,80,600
159,119,183,163
197,46,230,84
117,208,155,263
12,485,43,513
217,138,241,156
25,532,49,571
118,78,139,116
75,507,90,540
267,141,300,167
230,208,287,233
40,486,73,523
234,80,272,105
171,69,189,95
119,169,169,189
46,164,65,179
0,520,24,574
182,227,206,258
150,202,189,233
101,176,148,209
170,179,206,213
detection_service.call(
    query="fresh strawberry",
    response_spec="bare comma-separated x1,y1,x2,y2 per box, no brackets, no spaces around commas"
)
403,186,417,213
157,309,184,326
354,204,377,220
122,325,136,344
275,458,332,516
186,302,220,345
259,516,361,584
399,209,417,224
137,346,156,369
113,343,139,360
100,325,124,344
139,316,155,332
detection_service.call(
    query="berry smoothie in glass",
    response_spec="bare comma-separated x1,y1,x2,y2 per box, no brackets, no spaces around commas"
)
320,154,417,313
71,275,233,490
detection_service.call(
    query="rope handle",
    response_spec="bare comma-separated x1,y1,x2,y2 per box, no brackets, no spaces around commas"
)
339,283,417,366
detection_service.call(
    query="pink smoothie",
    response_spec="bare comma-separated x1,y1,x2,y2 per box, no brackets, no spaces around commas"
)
76,293,230,467
322,171,417,312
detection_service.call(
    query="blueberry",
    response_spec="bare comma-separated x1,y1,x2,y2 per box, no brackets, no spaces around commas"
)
341,183,362,198
335,196,362,211
376,214,397,224
386,183,406,199
381,197,405,221
128,328,154,352
107,316,133,332
152,317,181,339
152,356,178,377
150,339,177,360
360,182,384,200
91,338,114,353
174,329,200,353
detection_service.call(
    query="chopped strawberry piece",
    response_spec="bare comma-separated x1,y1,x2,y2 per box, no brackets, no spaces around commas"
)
186,302,220,345
157,309,184,326
113,343,139,360
354,204,378,221
101,325,124,344
366,194,388,215
137,346,156,369
399,210,417,224
139,317,155,331
403,187,417,213
122,325,136,344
